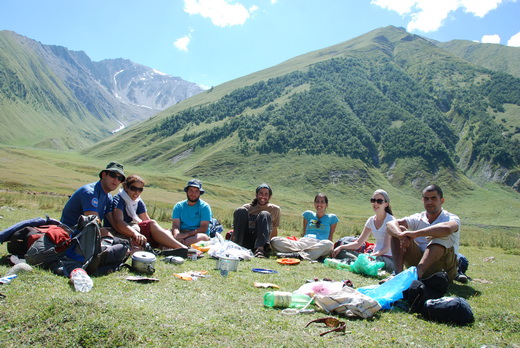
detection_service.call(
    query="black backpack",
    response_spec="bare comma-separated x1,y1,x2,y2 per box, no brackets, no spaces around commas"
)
423,297,474,325
4,216,62,256
403,271,449,313
7,226,48,257
25,215,128,276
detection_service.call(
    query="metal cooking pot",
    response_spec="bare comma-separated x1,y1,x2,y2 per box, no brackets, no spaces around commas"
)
131,251,156,274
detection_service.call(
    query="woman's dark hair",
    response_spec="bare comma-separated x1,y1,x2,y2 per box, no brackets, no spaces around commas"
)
314,193,328,205
385,204,393,216
123,174,145,189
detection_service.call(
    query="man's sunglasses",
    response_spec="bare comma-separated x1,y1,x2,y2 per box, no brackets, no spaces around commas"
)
370,198,385,204
305,317,346,336
107,171,124,182
128,185,144,193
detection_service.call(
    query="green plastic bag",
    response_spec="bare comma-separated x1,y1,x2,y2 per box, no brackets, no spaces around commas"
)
349,253,385,276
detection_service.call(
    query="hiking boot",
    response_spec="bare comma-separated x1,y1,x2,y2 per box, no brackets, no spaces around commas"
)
454,273,469,284
162,248,189,258
276,252,302,259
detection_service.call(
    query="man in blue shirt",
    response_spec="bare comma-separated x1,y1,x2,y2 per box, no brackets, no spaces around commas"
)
61,162,125,236
171,179,212,246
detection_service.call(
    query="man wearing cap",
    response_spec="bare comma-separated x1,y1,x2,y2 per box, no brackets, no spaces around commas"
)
61,161,125,235
171,179,212,246
386,184,460,281
231,183,281,258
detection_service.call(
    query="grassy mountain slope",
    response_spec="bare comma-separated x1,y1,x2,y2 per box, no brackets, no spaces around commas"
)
88,26,520,195
438,39,520,78
0,31,114,149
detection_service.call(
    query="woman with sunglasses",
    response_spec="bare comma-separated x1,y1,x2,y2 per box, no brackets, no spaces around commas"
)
270,193,338,260
332,189,395,273
107,174,187,252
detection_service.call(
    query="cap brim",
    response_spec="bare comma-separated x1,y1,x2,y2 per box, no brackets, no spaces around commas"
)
184,185,204,194
100,169,125,181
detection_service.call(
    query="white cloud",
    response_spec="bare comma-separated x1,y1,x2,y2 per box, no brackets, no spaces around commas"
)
407,0,459,32
372,0,506,33
460,0,503,17
481,34,501,44
507,31,520,46
371,0,417,16
174,35,191,52
184,0,253,27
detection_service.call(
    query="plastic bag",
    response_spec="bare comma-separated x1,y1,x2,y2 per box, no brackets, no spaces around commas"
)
294,281,345,297
208,234,254,260
349,253,385,276
357,266,418,309
314,286,382,319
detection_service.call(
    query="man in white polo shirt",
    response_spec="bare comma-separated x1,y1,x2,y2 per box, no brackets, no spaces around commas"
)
386,184,460,281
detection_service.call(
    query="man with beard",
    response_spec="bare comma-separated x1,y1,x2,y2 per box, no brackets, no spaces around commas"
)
231,183,281,258
386,184,460,281
171,179,212,246
61,161,125,237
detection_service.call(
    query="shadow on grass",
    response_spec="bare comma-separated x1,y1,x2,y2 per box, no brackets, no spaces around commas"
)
448,282,481,298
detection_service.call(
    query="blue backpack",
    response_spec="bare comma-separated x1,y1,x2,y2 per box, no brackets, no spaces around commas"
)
209,218,223,238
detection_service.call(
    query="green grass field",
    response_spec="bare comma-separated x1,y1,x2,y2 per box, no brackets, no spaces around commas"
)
0,147,519,347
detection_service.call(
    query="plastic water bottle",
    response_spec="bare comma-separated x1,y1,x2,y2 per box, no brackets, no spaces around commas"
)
263,291,313,309
70,268,93,293
323,258,350,271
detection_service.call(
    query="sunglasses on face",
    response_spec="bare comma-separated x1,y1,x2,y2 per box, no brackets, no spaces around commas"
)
370,198,385,204
107,171,124,182
128,185,144,193
305,317,347,336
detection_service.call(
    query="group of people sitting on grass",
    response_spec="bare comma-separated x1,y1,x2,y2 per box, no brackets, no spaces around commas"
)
60,161,469,283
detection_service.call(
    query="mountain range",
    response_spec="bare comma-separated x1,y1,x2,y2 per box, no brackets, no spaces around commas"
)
0,30,203,149
88,26,520,193
1,26,519,194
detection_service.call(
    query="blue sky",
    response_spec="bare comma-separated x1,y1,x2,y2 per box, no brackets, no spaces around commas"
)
1,0,519,88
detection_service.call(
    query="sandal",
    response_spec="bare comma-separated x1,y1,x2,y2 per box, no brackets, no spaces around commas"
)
254,249,266,258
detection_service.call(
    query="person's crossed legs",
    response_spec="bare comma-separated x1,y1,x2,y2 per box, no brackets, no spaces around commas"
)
403,242,457,280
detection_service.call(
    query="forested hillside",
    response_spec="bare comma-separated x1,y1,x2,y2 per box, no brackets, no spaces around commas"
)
89,26,520,193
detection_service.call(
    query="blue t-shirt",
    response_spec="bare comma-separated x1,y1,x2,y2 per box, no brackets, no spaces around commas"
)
302,210,339,240
60,181,113,228
104,193,147,228
171,199,212,235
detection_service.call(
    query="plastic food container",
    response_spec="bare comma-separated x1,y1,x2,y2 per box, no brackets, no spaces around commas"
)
216,256,239,272
131,251,156,274
187,248,198,261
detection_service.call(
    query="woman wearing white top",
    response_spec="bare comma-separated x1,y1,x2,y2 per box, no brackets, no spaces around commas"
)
332,189,395,273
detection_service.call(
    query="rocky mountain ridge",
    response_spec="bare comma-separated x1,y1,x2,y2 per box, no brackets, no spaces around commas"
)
0,30,203,148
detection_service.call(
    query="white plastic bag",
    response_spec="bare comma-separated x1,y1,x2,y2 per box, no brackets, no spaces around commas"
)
208,234,254,261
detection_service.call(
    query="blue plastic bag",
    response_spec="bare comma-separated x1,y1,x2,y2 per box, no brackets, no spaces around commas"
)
357,266,418,309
